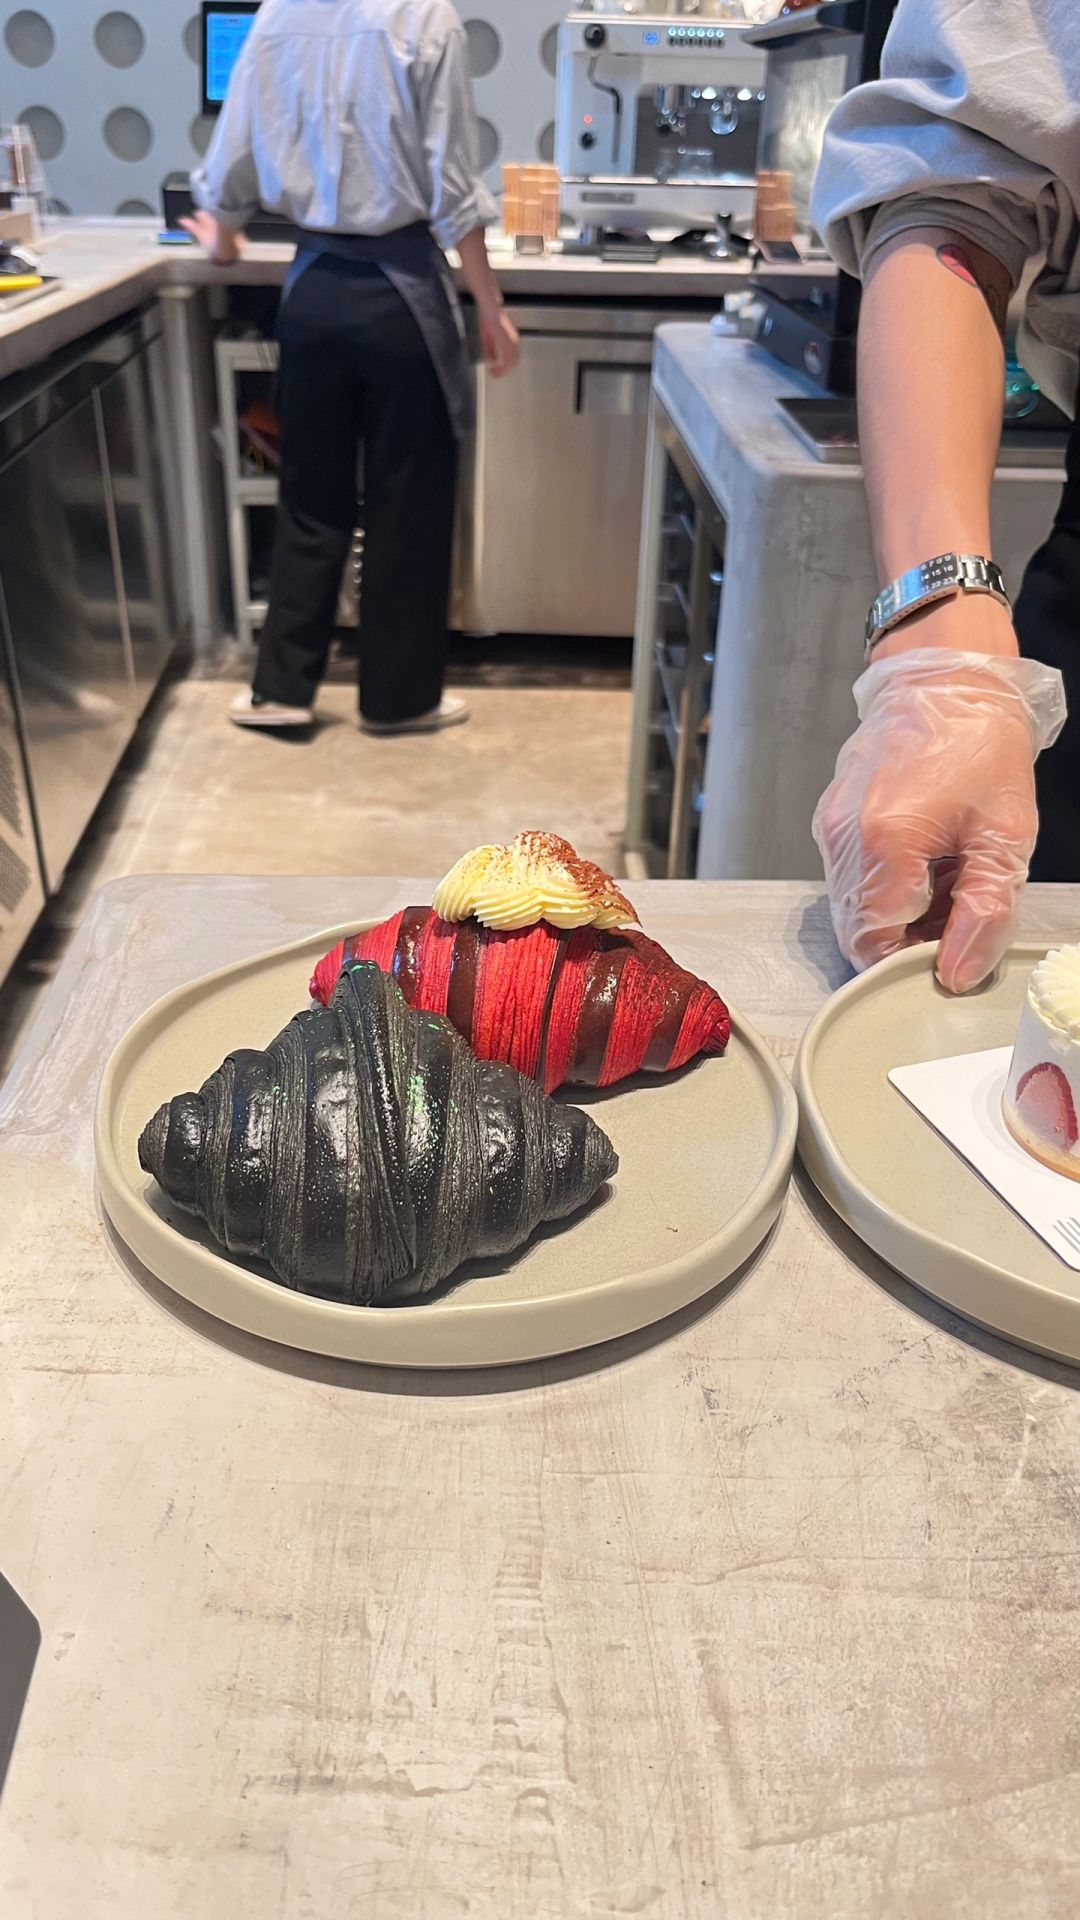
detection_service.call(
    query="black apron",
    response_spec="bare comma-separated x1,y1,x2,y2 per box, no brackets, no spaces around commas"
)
285,223,474,441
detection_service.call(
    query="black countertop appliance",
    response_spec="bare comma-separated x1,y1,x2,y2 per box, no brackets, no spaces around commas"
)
745,0,899,394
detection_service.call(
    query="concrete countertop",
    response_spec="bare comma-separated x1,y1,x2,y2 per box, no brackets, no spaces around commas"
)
0,219,775,384
653,324,841,498
3,873,1080,1916
652,323,1069,504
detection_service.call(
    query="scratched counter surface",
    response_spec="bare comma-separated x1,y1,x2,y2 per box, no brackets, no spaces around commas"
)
2,878,1080,1920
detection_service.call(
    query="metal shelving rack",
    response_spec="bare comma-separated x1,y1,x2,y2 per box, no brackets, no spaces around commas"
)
625,401,725,879
215,336,359,649
215,338,278,649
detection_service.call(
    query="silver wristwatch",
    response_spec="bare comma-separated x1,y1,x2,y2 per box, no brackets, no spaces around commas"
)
865,553,1010,656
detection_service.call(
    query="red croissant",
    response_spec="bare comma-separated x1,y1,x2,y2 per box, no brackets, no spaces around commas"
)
311,911,730,1094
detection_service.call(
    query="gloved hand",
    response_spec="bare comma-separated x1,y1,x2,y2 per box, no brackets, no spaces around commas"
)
814,649,1067,993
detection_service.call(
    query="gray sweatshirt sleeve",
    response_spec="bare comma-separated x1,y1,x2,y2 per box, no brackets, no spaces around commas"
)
811,0,1078,285
415,25,499,253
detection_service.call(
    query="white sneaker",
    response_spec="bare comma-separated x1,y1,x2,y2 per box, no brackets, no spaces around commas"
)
359,694,470,737
230,689,313,729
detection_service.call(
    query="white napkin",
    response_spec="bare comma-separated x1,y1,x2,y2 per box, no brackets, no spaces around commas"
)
890,1048,1080,1270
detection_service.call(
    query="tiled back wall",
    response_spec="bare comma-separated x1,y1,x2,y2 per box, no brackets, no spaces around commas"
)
0,2,564,217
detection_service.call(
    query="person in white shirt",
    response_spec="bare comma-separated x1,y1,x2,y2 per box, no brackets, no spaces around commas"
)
186,0,520,735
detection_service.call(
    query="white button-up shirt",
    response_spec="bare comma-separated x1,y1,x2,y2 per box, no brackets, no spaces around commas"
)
192,0,497,253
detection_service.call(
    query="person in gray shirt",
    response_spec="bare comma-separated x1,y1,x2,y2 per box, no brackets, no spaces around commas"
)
185,0,520,735
809,0,1077,993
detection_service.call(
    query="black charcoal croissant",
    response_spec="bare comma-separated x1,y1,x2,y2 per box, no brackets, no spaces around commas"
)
138,961,618,1306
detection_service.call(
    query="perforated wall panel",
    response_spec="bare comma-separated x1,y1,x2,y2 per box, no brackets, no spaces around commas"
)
0,2,565,217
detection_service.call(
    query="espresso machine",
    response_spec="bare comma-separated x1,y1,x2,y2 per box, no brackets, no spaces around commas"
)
555,1,767,249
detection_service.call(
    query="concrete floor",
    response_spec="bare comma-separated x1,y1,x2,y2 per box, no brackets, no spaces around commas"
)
0,672,632,1080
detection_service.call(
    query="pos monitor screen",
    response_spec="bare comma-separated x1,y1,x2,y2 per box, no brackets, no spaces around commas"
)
202,2,259,115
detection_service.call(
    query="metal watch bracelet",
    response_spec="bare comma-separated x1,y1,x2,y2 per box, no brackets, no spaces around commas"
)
865,554,1011,658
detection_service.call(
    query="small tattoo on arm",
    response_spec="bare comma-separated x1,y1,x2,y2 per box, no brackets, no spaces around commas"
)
937,242,1009,338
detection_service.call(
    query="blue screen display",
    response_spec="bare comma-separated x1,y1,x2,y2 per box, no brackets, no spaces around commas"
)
206,11,257,104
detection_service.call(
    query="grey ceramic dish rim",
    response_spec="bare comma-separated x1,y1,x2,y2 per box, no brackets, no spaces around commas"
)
95,920,800,1370
794,939,1080,1366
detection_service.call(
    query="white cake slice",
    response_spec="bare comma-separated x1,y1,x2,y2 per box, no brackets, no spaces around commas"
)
1003,946,1080,1180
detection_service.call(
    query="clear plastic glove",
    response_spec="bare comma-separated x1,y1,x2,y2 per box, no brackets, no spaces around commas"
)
814,649,1067,993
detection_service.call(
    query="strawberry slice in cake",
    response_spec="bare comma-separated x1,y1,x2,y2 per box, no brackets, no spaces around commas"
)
1003,947,1080,1179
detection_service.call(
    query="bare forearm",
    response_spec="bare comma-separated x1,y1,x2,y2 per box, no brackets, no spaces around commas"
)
455,226,502,314
859,227,1016,658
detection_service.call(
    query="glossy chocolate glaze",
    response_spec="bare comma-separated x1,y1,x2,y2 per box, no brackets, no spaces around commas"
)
446,917,481,1046
392,906,431,1009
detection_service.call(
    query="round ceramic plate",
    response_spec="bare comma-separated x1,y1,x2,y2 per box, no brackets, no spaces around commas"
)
795,941,1080,1365
95,923,798,1369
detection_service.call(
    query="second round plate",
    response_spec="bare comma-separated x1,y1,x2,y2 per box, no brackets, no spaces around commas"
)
795,942,1080,1365
96,923,798,1369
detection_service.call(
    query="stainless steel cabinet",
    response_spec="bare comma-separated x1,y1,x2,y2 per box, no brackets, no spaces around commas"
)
0,308,177,940
475,305,658,638
98,331,177,709
0,640,46,982
214,301,714,644
0,390,134,892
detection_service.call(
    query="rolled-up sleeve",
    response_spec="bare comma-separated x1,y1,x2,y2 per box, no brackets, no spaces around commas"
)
191,51,261,230
810,0,1073,285
415,26,499,252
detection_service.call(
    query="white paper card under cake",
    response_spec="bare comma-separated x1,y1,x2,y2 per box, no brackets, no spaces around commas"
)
890,1048,1080,1271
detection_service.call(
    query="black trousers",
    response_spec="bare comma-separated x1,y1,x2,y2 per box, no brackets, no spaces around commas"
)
253,255,458,725
1016,410,1080,879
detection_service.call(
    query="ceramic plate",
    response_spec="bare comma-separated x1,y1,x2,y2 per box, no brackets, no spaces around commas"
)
795,942,1080,1365
96,923,798,1369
